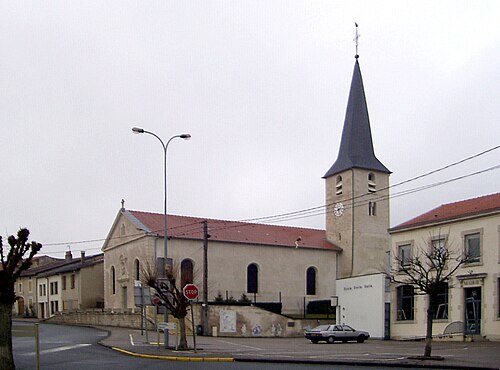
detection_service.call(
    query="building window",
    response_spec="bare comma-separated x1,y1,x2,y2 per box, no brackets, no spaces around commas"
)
464,233,480,263
134,259,140,281
368,173,376,192
247,263,259,294
62,276,67,290
71,274,75,289
432,282,448,320
306,267,317,295
398,243,412,269
432,238,446,253
368,201,376,216
111,266,116,295
18,283,22,293
181,259,194,288
50,300,59,315
397,285,414,321
50,282,58,295
28,278,32,293
498,277,500,318
336,175,343,195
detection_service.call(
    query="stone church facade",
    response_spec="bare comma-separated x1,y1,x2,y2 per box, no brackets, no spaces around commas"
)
102,54,393,337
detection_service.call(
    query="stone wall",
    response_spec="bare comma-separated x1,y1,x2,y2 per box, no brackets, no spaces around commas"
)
192,304,327,337
45,305,328,338
46,309,153,329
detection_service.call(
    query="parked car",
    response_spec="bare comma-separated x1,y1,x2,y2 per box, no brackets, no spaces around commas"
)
304,324,370,344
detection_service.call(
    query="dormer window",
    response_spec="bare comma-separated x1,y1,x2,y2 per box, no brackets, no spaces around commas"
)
368,173,376,193
336,175,343,195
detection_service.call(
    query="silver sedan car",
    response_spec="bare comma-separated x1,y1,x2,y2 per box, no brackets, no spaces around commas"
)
304,324,370,344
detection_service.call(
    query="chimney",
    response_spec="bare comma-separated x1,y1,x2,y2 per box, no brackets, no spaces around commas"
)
65,250,73,261
81,251,85,264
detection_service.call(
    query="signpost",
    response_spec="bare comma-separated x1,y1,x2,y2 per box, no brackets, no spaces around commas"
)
13,324,40,370
183,284,199,352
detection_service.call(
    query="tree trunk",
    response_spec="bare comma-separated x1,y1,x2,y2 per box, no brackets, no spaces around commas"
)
178,317,188,350
424,297,434,358
0,302,15,370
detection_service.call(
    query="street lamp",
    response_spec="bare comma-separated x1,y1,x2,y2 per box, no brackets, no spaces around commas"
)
132,126,191,348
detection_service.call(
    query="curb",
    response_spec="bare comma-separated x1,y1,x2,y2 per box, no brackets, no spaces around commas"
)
110,347,234,362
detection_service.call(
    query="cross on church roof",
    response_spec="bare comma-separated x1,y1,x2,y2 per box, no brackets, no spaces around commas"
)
354,22,360,59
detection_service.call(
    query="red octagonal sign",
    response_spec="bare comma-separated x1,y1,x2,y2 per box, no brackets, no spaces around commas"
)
183,284,199,300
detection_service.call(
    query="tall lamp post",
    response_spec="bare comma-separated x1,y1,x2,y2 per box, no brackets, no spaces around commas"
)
132,126,191,348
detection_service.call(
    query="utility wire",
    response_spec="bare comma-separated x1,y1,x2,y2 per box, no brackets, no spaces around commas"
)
41,145,500,250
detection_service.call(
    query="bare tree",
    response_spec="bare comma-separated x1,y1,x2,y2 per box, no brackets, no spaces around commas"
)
390,234,468,358
141,260,191,350
0,228,42,370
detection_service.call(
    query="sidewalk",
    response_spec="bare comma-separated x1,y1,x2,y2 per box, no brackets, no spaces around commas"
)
98,326,500,369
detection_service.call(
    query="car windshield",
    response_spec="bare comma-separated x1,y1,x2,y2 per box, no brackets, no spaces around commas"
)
342,325,355,331
311,325,330,331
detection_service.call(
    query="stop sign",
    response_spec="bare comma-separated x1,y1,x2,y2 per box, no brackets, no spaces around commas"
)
183,284,199,300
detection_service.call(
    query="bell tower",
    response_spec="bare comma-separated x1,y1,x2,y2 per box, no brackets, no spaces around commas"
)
324,53,391,279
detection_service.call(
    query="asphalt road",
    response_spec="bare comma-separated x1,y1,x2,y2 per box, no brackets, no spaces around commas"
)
12,323,451,370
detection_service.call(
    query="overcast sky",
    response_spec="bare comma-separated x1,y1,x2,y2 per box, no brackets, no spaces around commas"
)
1,1,499,258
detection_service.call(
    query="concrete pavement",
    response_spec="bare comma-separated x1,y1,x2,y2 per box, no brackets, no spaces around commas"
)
98,326,500,369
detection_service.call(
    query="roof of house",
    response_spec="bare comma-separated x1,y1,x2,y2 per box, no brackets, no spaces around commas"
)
20,259,67,277
323,59,390,179
37,254,103,277
21,254,103,277
390,193,500,232
123,210,339,251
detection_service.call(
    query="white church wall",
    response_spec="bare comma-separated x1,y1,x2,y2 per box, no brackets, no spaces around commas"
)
336,273,385,339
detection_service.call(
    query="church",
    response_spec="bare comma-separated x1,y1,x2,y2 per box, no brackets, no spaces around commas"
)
102,52,392,339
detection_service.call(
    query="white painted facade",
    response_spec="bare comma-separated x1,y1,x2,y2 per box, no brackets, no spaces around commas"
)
336,273,387,339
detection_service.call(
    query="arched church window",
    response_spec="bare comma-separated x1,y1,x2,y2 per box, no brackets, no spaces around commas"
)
306,267,317,295
134,259,140,281
368,173,376,193
336,175,343,195
247,263,259,294
181,259,194,288
111,266,116,295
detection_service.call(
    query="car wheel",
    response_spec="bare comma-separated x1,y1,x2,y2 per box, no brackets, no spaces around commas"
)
327,336,335,344
357,335,365,343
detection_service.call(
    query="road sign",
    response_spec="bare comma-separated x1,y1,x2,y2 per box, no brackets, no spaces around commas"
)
183,284,199,300
152,295,162,306
134,286,152,307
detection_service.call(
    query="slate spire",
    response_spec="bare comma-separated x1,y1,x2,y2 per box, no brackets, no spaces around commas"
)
323,58,390,179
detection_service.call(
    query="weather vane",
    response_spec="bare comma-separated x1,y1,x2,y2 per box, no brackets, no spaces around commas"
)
354,22,360,59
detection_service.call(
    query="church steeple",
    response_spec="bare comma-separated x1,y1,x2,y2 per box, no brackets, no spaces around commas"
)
324,44,391,279
323,58,390,179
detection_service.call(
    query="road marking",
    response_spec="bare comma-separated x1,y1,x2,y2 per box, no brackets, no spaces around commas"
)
215,339,262,351
23,344,91,356
129,334,135,346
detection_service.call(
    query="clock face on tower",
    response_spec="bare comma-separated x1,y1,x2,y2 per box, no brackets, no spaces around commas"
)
334,202,344,217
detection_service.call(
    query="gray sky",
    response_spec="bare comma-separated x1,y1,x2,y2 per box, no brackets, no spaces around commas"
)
1,1,499,258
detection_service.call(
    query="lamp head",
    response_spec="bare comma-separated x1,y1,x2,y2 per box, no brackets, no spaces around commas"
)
132,127,145,134
180,134,191,140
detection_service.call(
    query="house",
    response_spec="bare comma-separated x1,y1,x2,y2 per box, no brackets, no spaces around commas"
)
389,193,500,340
14,256,62,317
15,251,104,319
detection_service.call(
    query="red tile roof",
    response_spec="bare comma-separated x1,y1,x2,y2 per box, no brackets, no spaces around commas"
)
390,193,500,232
127,210,339,251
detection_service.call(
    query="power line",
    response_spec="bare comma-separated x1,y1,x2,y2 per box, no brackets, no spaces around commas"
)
40,145,500,250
